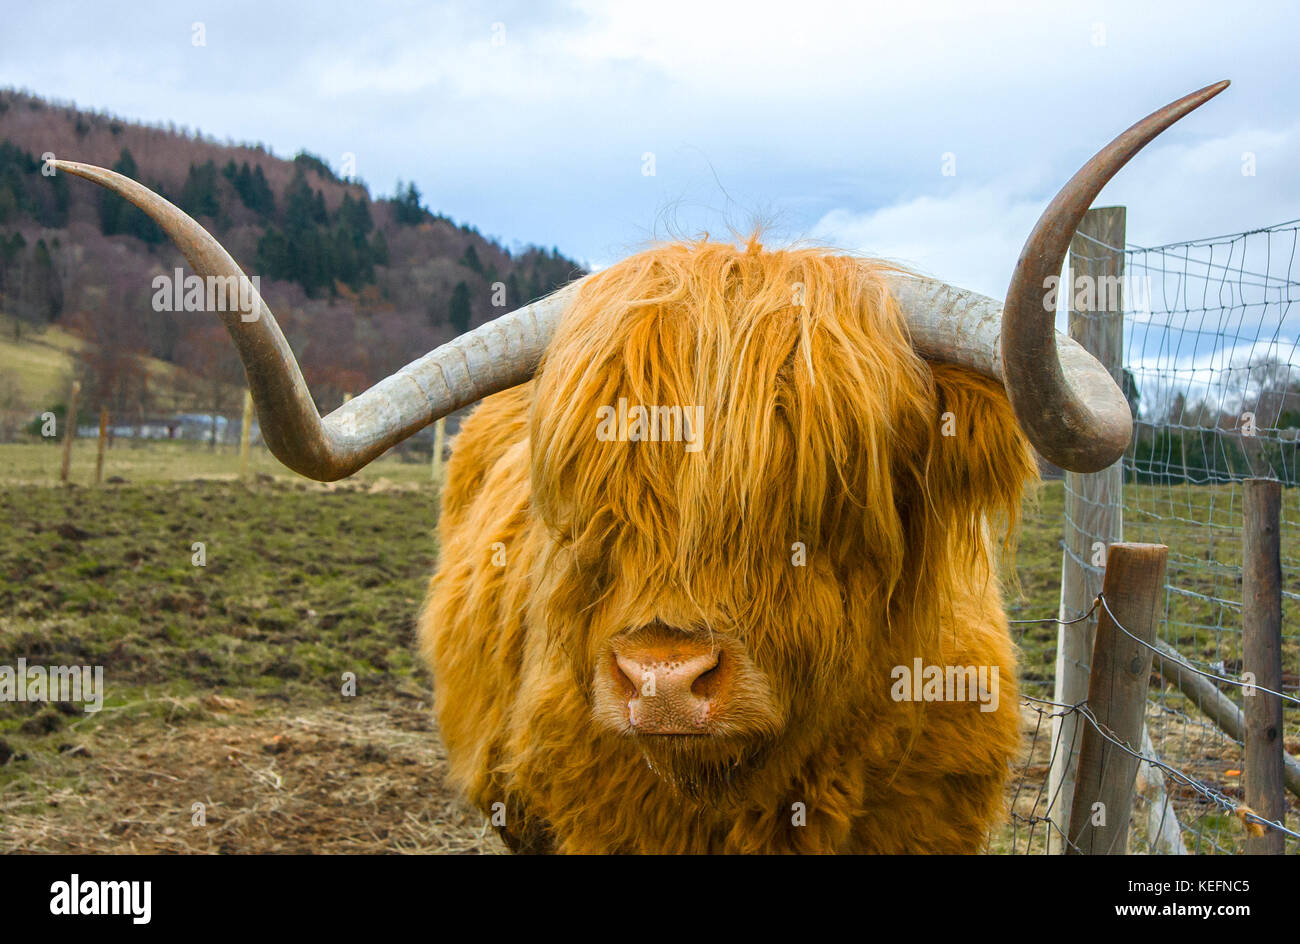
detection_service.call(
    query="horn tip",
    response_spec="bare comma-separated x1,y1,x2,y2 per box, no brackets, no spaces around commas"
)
1197,78,1231,102
51,159,98,179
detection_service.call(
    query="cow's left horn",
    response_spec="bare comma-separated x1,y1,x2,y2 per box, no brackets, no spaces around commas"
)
890,80,1228,473
999,80,1229,473
55,160,577,481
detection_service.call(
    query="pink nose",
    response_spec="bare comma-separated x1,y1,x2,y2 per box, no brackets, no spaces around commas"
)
613,643,725,734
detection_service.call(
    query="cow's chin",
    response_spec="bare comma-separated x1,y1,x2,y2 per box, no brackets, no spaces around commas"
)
630,732,775,806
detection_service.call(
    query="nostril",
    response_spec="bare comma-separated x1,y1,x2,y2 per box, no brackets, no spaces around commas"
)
612,653,640,698
690,651,724,698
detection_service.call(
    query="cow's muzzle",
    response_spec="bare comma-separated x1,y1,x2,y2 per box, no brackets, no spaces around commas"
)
592,623,781,740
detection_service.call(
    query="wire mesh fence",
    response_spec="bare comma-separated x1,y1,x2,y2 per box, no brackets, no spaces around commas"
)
1000,219,1300,854
998,597,1299,855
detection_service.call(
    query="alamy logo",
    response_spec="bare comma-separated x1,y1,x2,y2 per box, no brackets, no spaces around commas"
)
49,874,151,924
889,659,999,712
151,267,261,318
595,398,703,452
0,659,104,712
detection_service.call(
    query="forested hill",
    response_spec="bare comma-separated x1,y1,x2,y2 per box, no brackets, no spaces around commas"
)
0,89,584,419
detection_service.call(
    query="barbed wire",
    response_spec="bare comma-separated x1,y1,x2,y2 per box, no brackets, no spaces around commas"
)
1073,698,1299,842
1011,683,1299,844
1099,593,1300,707
1008,598,1100,626
1004,585,1298,851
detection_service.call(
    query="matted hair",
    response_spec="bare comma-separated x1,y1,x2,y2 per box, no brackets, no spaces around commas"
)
423,237,1037,851
531,238,1034,645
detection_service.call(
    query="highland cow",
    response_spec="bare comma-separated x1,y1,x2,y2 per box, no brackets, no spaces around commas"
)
57,81,1229,853
420,244,1035,852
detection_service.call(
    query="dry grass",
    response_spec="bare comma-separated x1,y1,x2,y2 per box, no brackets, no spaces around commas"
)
0,694,503,854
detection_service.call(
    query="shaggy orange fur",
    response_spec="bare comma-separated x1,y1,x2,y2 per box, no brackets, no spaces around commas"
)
418,239,1037,853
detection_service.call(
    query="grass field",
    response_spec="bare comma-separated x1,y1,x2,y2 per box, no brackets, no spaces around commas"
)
0,442,1294,853
0,439,436,487
0,316,208,416
0,322,85,411
0,450,493,852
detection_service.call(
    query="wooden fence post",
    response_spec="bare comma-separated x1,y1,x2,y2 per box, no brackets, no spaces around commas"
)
95,408,108,485
1067,542,1167,854
431,416,446,485
238,389,254,481
60,380,80,484
1242,479,1284,854
1051,206,1127,850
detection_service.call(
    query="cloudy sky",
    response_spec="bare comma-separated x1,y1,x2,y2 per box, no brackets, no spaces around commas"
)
3,0,1299,302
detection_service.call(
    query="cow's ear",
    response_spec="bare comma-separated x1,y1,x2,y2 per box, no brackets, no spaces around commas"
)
925,364,1038,544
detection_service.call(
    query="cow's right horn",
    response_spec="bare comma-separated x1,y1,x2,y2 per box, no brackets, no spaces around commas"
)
56,160,578,481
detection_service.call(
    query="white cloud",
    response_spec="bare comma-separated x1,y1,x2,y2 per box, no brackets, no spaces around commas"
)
2,0,1299,275
810,182,1047,298
811,121,1300,300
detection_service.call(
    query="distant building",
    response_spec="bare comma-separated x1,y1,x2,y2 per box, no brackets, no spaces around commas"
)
74,414,261,445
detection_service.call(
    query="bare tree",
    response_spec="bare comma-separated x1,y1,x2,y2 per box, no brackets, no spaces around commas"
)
174,318,245,447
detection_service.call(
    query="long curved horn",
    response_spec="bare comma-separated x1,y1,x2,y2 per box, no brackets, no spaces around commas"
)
888,81,1228,473
1001,79,1230,472
55,160,581,481
888,272,1161,471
